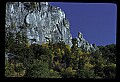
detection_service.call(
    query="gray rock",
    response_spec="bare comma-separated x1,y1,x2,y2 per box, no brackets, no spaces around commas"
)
5,53,15,61
5,2,98,52
6,2,73,47
76,32,98,52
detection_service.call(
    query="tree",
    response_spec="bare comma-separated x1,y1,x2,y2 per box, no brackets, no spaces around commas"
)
5,58,15,77
14,63,25,77
61,67,76,78
24,59,61,78
5,58,25,77
98,44,116,63
5,31,15,53
90,50,106,78
77,68,95,78
103,63,116,78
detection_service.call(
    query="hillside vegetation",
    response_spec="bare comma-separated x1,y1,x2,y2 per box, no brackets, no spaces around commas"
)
5,30,116,78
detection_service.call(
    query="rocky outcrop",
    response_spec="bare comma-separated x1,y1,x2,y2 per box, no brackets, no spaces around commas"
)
5,2,98,52
5,2,73,47
76,32,99,52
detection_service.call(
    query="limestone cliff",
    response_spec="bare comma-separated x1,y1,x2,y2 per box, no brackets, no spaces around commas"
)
6,2,72,47
5,2,98,52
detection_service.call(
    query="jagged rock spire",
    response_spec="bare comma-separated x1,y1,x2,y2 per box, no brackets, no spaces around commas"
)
76,32,98,52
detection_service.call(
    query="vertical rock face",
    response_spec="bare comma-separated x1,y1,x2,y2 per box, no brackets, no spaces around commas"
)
5,2,98,52
6,2,73,47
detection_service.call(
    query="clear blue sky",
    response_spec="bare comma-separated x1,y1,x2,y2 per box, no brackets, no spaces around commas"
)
49,2,117,46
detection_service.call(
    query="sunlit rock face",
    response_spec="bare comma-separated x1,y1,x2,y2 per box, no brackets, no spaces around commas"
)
6,2,98,52
76,32,99,52
6,2,73,47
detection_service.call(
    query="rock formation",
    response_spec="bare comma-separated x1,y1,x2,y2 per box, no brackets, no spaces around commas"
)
5,2,98,52
6,2,72,47
76,32,99,52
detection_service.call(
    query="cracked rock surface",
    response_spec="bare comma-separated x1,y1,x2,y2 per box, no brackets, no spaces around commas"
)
6,2,98,52
6,2,72,47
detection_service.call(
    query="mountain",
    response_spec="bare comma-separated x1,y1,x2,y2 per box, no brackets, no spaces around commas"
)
5,2,98,52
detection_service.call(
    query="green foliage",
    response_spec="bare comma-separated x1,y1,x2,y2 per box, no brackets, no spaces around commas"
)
14,63,25,73
5,59,15,77
24,59,61,78
5,29,116,78
5,31,15,52
24,2,37,11
24,59,49,78
30,2,37,10
77,68,95,78
30,43,52,63
72,38,78,47
98,44,116,63
5,58,25,77
49,69,61,78
11,22,16,28
61,67,76,78
103,63,116,78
